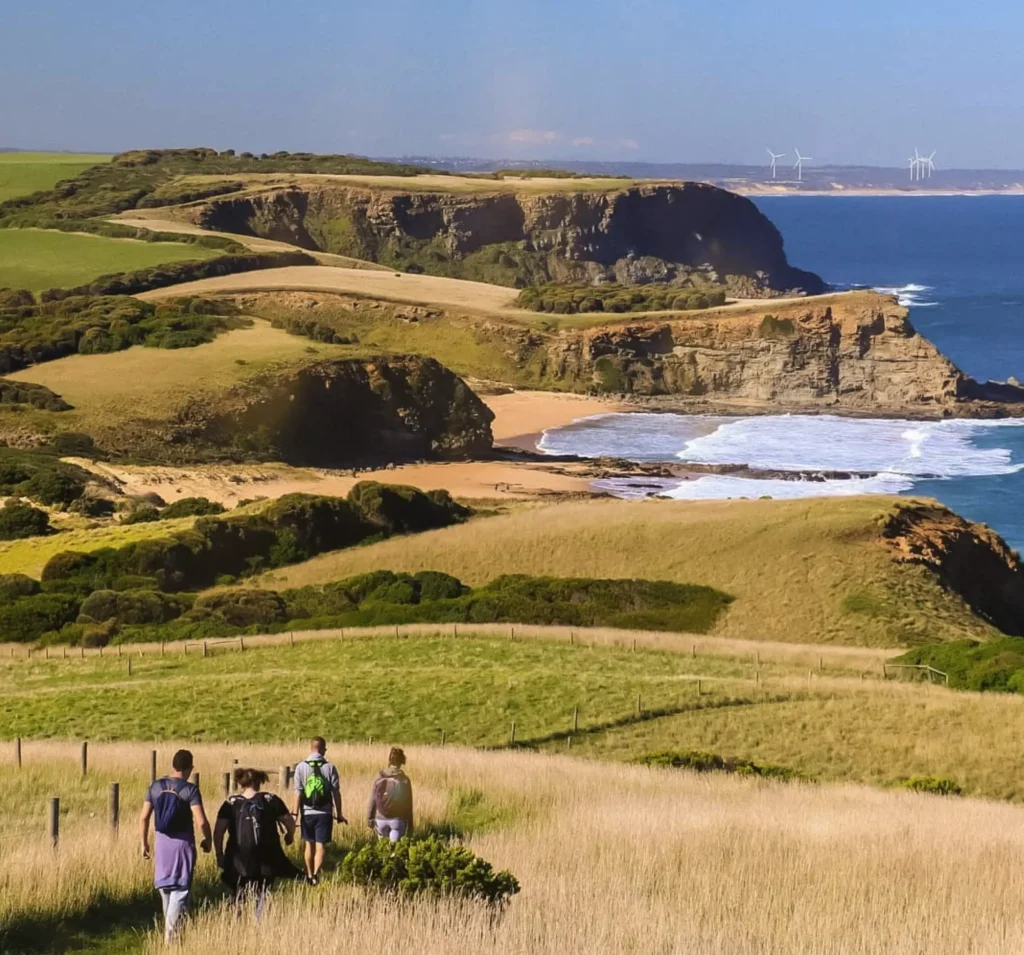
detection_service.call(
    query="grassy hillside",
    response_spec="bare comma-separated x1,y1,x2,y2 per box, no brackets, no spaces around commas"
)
6,742,1023,955
254,496,994,647
3,630,1024,798
4,321,348,452
0,229,220,292
0,152,110,203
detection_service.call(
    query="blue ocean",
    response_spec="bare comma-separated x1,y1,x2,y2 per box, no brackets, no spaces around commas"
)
539,197,1024,550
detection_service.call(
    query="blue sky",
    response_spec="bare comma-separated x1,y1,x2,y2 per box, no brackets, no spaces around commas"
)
3,0,1022,167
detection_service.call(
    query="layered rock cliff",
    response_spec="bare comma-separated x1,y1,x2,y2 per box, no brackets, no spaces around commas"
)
168,356,494,466
185,181,825,295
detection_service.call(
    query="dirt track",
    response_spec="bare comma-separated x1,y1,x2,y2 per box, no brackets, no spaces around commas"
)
136,264,522,311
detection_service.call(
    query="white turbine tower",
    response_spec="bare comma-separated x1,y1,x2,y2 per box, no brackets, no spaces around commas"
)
923,150,936,179
767,148,785,180
907,153,920,181
793,149,811,182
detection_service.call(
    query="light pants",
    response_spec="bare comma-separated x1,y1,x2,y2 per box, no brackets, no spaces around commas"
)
158,887,190,943
375,818,408,842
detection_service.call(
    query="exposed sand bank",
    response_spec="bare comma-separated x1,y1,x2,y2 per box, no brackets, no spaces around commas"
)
485,390,623,445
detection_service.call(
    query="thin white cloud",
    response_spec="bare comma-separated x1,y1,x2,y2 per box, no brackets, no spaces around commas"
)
616,137,640,151
499,128,561,145
571,136,595,147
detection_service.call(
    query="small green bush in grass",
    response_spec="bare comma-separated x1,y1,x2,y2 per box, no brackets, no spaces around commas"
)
340,834,520,907
160,497,225,519
517,283,727,315
0,500,51,540
638,750,803,781
900,776,963,797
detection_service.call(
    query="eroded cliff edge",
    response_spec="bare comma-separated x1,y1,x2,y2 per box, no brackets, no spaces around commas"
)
185,182,825,296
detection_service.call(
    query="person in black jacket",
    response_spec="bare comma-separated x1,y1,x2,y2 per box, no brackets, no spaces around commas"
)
214,768,301,916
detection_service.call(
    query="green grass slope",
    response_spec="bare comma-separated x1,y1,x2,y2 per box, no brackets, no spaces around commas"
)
0,152,110,203
0,229,220,292
255,496,997,648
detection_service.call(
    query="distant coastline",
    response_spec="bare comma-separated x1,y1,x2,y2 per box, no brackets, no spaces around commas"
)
736,186,1024,198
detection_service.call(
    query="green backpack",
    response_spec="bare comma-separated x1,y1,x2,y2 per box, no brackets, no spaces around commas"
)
302,759,332,810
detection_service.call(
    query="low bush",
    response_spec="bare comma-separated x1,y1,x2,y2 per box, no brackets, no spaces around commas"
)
339,834,520,907
0,500,51,540
900,776,963,797
78,589,191,626
0,573,41,601
517,283,727,315
160,497,225,519
121,505,160,525
0,294,247,374
638,750,802,781
895,640,1024,693
0,448,93,509
0,591,80,642
187,589,287,628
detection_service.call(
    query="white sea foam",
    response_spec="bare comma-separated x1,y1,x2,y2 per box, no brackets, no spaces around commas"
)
675,415,1024,478
873,283,939,308
666,473,914,500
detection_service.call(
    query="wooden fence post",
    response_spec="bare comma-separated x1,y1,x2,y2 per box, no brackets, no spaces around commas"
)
632,638,636,652
193,771,200,793
127,658,132,677
289,632,294,647
573,706,579,733
117,645,122,658
570,631,575,646
239,637,245,652
80,741,88,776
202,641,208,658
819,656,823,672
440,730,446,748
62,646,66,660
15,737,21,768
160,642,165,658
150,750,157,783
692,643,696,658
697,679,702,697
109,783,120,834
509,722,517,745
80,646,85,659
279,766,289,794
223,772,231,797
636,693,642,716
49,797,60,848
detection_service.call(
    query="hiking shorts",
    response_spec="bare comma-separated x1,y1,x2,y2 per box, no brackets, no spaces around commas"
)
300,813,333,844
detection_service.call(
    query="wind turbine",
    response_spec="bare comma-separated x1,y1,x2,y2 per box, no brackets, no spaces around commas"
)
767,148,785,180
793,149,811,182
907,153,920,181
922,150,936,178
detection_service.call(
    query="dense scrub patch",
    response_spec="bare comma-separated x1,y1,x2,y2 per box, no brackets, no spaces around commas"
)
901,776,963,796
0,500,51,540
56,569,733,646
339,833,520,907
0,446,94,511
638,750,802,780
0,294,246,373
516,283,727,314
895,640,1024,693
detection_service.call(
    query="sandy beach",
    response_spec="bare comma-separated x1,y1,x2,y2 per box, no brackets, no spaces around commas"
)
486,390,623,444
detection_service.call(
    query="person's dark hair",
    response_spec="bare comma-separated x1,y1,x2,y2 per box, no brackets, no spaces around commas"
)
172,749,193,773
310,736,326,754
234,768,268,790
388,747,406,768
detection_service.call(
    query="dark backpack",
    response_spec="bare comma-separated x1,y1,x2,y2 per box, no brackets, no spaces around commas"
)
301,759,332,811
231,793,277,878
153,782,192,836
373,772,412,819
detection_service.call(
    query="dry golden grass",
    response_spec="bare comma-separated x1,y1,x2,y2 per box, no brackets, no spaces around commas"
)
136,265,521,312
255,496,992,647
5,742,1024,955
4,321,347,439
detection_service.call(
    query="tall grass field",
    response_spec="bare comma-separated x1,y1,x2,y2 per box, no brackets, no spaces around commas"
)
0,229,220,292
3,741,1024,955
0,152,110,204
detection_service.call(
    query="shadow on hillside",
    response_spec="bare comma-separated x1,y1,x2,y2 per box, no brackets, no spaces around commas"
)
505,692,793,750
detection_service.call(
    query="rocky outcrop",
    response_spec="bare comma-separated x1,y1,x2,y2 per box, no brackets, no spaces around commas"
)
882,501,1024,635
185,182,825,295
169,356,494,466
547,291,1024,415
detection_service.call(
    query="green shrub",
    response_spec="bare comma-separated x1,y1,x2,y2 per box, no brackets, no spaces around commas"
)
23,467,86,507
78,589,190,626
160,496,225,519
900,776,963,797
414,571,466,602
348,482,470,535
894,640,1024,693
188,589,288,628
339,834,520,906
0,500,51,540
122,505,160,525
0,592,81,642
516,283,726,315
639,750,801,781
0,573,41,601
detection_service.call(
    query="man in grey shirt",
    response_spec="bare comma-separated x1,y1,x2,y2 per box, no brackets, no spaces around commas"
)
292,736,343,885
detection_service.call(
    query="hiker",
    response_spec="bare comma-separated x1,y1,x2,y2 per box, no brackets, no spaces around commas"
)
367,747,414,842
139,749,212,944
292,737,343,885
214,768,300,917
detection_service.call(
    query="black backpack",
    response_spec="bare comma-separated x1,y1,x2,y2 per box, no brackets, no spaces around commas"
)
231,793,278,878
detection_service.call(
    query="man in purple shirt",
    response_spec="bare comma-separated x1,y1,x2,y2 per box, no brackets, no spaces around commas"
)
139,750,212,943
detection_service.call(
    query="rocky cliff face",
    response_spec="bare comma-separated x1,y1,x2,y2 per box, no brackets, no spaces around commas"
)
186,182,825,295
546,291,1024,414
170,356,494,466
882,501,1024,635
